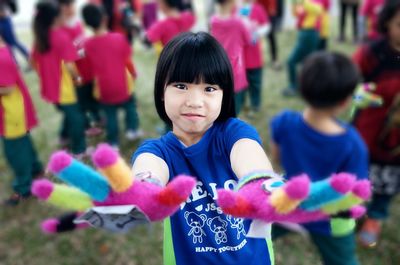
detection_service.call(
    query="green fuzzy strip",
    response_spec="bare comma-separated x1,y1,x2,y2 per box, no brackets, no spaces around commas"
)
322,193,362,214
235,171,281,191
48,184,93,211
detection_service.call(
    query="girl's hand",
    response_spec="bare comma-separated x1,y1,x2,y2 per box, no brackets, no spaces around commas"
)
31,144,196,231
217,172,371,224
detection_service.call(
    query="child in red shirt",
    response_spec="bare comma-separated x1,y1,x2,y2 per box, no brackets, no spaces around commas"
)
82,4,142,148
58,0,102,136
145,0,195,51
0,36,43,206
31,1,87,156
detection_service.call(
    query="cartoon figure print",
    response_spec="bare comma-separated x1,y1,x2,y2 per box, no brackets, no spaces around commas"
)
185,211,207,243
207,216,228,244
226,215,246,239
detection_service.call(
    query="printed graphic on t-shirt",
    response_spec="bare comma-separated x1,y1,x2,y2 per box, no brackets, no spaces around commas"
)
180,179,248,253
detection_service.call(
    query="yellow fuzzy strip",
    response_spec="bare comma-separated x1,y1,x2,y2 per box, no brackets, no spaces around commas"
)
98,158,133,193
48,184,93,211
321,193,362,214
270,189,301,214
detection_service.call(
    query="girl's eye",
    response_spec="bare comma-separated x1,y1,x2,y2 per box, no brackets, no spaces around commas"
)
205,86,217,92
174,83,187,90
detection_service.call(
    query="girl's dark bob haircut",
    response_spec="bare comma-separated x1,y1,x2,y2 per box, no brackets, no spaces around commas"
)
154,32,236,127
378,0,400,34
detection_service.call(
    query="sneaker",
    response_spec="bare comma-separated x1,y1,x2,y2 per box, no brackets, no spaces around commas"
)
125,129,144,141
4,192,31,206
358,218,381,248
73,146,95,161
85,127,103,137
282,88,298,97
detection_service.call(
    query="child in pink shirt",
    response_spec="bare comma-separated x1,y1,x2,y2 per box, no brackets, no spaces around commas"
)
58,0,102,136
359,0,385,41
0,36,43,206
211,0,252,115
239,0,270,115
31,1,87,156
145,0,195,51
82,4,142,148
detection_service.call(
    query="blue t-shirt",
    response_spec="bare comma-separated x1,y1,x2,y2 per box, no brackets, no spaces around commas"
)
270,110,369,235
132,118,273,265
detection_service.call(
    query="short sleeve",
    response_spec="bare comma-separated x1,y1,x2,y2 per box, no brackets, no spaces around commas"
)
270,112,286,144
342,129,369,180
146,22,162,43
0,51,18,86
131,139,166,165
223,118,262,153
55,31,79,62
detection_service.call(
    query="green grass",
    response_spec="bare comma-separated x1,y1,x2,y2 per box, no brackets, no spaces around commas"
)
0,27,399,265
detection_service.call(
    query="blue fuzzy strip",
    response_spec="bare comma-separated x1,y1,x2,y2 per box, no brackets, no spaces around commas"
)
299,179,342,211
58,160,110,202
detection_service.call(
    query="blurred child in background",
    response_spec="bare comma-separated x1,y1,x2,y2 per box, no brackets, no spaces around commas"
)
82,3,142,149
0,0,30,65
282,0,323,97
358,0,385,42
0,35,43,206
31,1,87,157
239,0,270,116
270,51,369,265
58,0,102,137
211,0,251,114
338,0,359,43
318,0,331,50
353,0,400,247
145,0,195,53
141,0,158,30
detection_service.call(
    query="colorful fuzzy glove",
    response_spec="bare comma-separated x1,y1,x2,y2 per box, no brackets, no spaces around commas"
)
217,172,371,224
350,83,383,118
32,144,196,230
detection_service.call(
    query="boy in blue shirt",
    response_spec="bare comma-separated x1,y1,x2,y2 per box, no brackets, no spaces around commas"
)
270,51,369,265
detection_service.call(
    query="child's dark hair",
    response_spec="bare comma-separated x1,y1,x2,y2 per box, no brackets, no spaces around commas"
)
57,0,75,5
154,32,236,127
378,0,400,34
82,4,105,30
33,1,60,53
299,51,360,109
162,0,184,9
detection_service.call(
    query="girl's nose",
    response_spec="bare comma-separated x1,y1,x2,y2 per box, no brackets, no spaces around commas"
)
185,90,204,108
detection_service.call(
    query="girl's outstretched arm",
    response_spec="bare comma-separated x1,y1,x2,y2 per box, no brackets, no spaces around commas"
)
230,139,273,179
131,153,170,185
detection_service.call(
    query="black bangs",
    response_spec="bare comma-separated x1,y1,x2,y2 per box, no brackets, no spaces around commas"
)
164,33,232,90
154,32,236,127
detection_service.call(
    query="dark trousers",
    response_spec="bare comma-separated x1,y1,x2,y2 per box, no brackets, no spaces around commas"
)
246,68,263,111
273,225,359,265
287,29,320,90
100,96,139,145
76,82,101,128
57,103,87,154
0,16,29,61
339,1,359,41
266,16,279,62
234,90,246,115
2,134,43,195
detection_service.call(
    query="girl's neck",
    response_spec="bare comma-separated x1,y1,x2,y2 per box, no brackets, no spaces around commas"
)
389,39,400,52
302,107,345,135
173,124,212,147
219,3,234,17
94,27,107,36
163,8,179,18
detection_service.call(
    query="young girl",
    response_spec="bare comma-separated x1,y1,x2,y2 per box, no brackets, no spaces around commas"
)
0,35,43,205
353,0,400,247
131,32,275,265
358,0,385,42
31,1,87,157
210,0,251,115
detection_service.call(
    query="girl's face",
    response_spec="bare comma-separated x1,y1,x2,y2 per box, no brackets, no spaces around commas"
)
164,82,223,144
62,3,76,19
388,10,400,46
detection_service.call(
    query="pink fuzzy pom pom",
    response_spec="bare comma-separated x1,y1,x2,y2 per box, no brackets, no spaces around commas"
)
31,179,54,200
350,206,366,219
330,173,356,193
92,143,118,168
352,180,371,200
285,174,310,200
48,151,73,173
41,218,59,234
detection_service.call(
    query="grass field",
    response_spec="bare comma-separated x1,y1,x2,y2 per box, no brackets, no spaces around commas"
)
0,23,399,265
